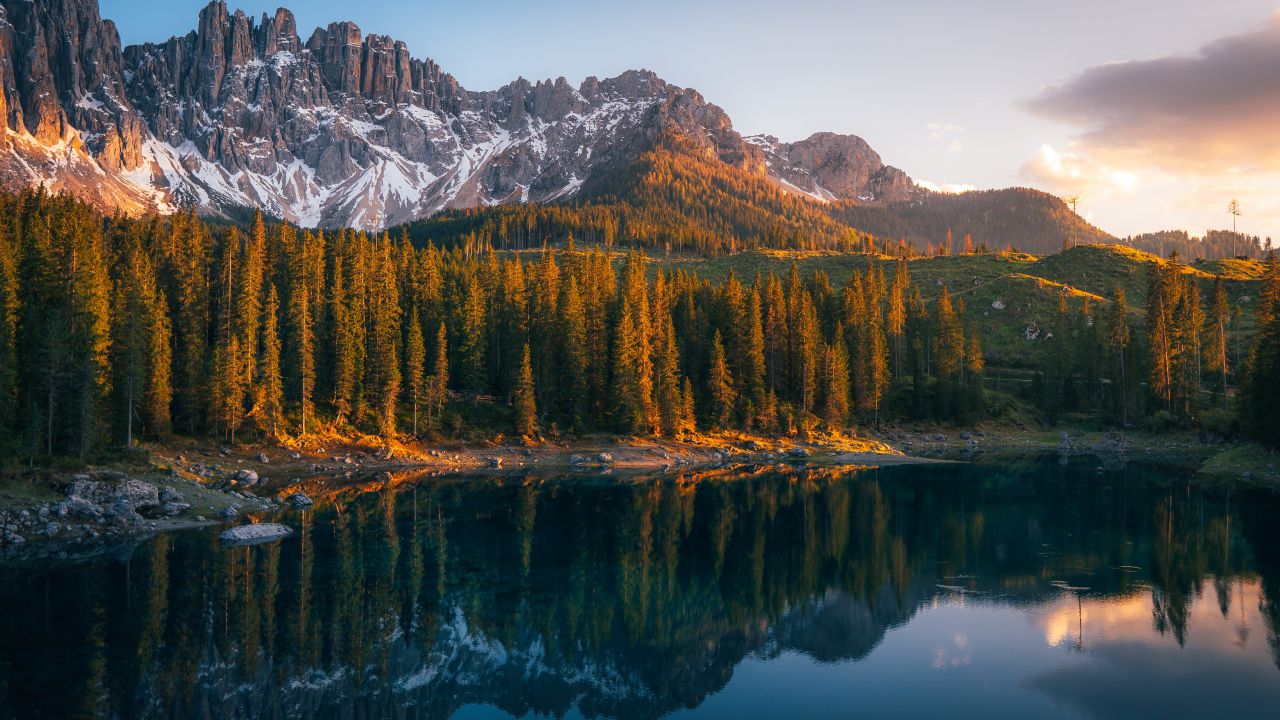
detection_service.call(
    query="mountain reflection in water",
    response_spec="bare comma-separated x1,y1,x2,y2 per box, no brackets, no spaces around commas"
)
1,458,1278,720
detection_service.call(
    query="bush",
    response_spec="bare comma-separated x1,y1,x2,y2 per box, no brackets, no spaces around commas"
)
1142,410,1178,433
1199,409,1237,439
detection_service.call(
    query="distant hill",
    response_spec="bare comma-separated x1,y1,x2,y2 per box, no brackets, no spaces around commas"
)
827,188,1115,256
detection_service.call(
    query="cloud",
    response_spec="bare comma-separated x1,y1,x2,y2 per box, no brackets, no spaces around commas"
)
1024,16,1280,174
1019,144,1138,198
916,179,978,194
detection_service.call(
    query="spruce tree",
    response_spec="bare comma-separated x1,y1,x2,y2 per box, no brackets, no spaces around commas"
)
707,330,735,430
1107,288,1132,426
1206,276,1230,412
289,287,314,436
406,307,426,436
256,284,285,437
428,322,450,433
513,343,537,437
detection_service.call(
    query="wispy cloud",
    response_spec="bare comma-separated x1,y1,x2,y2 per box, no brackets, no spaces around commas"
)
926,122,966,155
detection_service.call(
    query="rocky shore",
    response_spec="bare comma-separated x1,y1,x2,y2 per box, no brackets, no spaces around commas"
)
2,426,1266,562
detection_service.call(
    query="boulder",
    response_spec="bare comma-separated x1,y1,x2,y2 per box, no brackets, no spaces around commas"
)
160,502,192,517
159,486,184,503
787,447,811,459
569,455,590,465
287,493,314,509
115,480,160,511
596,452,614,464
219,523,293,546
234,469,259,487
220,505,239,519
66,497,104,521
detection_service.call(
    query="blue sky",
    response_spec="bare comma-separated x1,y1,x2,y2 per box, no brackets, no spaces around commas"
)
102,0,1280,238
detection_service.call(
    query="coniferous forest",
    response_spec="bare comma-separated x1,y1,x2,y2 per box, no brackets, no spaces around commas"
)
3,189,1280,464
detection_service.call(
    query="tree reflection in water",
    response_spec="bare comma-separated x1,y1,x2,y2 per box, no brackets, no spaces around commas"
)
0,458,1278,719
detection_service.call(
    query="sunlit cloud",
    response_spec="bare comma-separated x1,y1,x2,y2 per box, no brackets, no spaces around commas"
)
1018,144,1138,198
1024,16,1280,175
916,179,978,194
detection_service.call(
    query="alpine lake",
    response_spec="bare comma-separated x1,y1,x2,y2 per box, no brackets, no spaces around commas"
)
1,455,1278,719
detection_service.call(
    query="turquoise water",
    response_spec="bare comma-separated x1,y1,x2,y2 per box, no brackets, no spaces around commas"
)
1,458,1277,719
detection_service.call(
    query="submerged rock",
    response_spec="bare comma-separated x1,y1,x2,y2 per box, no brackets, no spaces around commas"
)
219,523,293,546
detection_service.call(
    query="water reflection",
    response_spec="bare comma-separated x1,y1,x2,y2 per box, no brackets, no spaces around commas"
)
1,459,1278,719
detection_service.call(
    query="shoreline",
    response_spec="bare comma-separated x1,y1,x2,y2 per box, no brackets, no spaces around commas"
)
0,427,1272,563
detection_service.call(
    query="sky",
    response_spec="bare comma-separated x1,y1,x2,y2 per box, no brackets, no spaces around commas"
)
101,0,1280,240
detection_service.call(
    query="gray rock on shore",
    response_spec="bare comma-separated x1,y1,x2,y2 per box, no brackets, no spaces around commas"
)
219,523,293,546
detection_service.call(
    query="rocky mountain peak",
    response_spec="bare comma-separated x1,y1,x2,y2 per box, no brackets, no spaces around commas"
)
747,131,916,203
0,0,927,229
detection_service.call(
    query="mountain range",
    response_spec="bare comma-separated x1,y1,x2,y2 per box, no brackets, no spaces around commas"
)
0,0,1110,251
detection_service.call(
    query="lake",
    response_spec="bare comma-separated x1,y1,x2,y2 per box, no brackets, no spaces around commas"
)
1,457,1278,719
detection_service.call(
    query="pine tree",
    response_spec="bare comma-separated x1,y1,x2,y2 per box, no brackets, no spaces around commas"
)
513,343,537,437
1206,276,1230,412
457,272,487,394
707,330,735,430
289,287,314,436
427,322,450,432
558,275,588,428
329,253,356,423
821,332,850,428
112,239,172,446
367,237,401,436
886,260,907,378
1107,288,1132,426
256,284,285,437
406,307,426,436
0,222,16,446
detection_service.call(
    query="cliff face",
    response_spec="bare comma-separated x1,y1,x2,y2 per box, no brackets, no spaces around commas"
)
0,0,917,229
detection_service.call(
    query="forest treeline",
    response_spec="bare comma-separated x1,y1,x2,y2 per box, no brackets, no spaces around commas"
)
1125,230,1273,262
2,190,1279,462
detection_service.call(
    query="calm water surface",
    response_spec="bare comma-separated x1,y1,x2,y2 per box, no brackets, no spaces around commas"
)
1,458,1278,719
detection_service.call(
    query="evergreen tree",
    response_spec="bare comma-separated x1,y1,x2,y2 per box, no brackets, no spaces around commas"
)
558,275,588,428
513,343,537,437
1242,255,1280,446
427,322,450,433
821,330,850,428
256,284,285,437
289,287,314,436
707,330,735,430
1108,288,1132,426
406,307,426,436
1206,276,1230,412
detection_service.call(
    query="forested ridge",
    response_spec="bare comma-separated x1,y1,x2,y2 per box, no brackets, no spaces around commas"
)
2,189,1279,464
